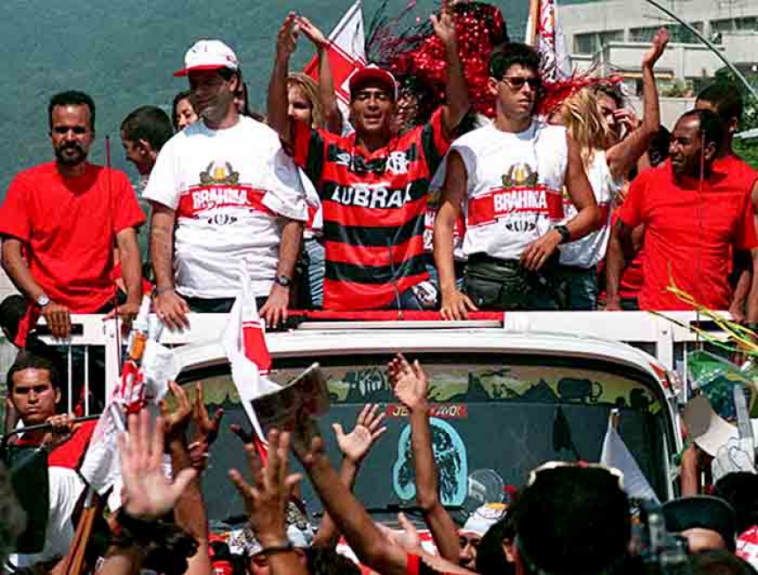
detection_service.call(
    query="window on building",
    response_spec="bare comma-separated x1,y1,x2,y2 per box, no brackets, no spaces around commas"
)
712,17,758,36
630,23,703,44
574,30,624,54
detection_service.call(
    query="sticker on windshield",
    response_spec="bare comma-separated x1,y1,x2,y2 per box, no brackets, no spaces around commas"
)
392,418,468,506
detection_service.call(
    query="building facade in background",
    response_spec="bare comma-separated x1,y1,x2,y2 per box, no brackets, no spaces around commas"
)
557,0,758,127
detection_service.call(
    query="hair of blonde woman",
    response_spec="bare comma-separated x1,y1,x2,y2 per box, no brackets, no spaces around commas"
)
287,72,326,129
560,88,613,169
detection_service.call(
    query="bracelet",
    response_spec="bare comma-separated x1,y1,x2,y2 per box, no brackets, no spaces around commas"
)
260,541,294,556
154,286,175,296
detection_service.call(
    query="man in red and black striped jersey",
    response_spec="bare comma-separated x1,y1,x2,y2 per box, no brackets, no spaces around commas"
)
268,4,471,311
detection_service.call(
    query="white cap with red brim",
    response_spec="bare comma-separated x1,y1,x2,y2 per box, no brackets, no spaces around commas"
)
174,39,239,77
349,64,398,100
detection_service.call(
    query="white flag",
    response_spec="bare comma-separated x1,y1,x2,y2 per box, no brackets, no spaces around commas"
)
222,265,280,443
600,414,659,503
525,0,571,82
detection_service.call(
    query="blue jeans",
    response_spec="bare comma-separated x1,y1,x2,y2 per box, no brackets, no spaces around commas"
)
556,265,598,311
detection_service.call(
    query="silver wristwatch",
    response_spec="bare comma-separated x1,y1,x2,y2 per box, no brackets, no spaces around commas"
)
36,293,51,307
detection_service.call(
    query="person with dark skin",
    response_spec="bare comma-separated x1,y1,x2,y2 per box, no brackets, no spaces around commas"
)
695,83,758,324
388,354,461,564
0,91,144,340
607,109,758,316
120,106,174,179
268,2,471,311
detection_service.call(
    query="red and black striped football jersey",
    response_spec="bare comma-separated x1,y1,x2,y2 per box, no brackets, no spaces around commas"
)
293,109,450,310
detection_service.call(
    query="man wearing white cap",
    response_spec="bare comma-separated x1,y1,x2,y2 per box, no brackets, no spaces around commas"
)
269,3,470,311
458,503,507,569
145,39,307,330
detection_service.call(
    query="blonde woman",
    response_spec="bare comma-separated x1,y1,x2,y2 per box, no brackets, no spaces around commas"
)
556,28,669,310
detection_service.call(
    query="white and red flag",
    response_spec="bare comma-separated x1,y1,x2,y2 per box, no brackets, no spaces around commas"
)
222,266,279,461
525,0,571,83
302,0,366,109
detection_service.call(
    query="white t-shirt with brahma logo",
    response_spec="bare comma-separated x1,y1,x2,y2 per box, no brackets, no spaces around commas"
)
144,116,307,298
452,121,568,261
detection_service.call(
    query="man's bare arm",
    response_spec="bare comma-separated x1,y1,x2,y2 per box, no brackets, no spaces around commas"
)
150,203,189,330
605,219,637,311
298,16,342,134
114,227,143,323
268,13,299,146
433,1,471,136
435,152,477,320
606,29,669,181
260,218,302,328
2,237,71,339
388,355,460,562
521,134,600,272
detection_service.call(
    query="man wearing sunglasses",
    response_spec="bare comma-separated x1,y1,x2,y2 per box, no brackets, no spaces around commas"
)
269,2,470,311
435,43,601,319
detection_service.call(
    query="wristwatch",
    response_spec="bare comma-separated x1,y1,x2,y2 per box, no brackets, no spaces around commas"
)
36,293,50,307
555,225,571,245
274,275,292,288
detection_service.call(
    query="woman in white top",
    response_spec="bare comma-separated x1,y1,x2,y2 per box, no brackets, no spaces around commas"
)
555,28,669,310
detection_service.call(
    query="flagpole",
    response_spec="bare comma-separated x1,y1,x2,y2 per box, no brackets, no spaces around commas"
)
526,0,540,46
643,0,758,103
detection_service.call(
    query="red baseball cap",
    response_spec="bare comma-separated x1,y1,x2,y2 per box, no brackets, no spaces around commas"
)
174,39,239,77
349,64,398,100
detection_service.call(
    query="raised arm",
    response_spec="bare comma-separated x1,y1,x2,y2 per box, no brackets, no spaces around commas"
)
388,355,461,563
229,430,308,575
298,16,342,134
312,404,387,548
435,152,478,320
161,382,213,575
268,13,300,145
432,0,471,136
606,28,669,181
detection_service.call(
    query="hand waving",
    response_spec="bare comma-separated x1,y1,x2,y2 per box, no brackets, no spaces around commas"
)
229,429,302,545
430,0,457,48
388,354,429,411
641,27,670,69
118,409,197,521
332,404,387,464
276,12,301,60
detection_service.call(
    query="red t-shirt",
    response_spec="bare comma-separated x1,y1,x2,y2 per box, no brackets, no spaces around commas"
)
15,419,97,469
292,110,450,310
618,160,758,311
0,162,146,312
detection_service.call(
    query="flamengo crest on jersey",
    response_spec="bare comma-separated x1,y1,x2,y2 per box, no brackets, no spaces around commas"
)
453,121,568,261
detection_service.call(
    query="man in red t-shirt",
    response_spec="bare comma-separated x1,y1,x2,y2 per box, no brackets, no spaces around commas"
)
607,109,758,313
0,91,145,340
696,83,758,322
268,7,470,310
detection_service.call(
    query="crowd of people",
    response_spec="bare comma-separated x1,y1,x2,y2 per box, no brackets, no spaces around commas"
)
2,0,757,340
3,0,758,573
3,349,758,575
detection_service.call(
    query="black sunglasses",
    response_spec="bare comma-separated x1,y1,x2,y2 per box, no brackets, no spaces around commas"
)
499,76,542,91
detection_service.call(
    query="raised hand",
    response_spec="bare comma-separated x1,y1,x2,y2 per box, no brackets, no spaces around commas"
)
430,0,457,48
192,382,223,446
297,15,328,49
118,409,197,521
159,381,192,441
377,512,422,553
276,12,301,61
388,354,429,411
642,27,670,69
229,429,302,545
332,403,387,464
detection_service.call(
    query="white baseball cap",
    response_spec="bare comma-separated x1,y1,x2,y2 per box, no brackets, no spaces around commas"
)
174,39,239,77
460,503,508,537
